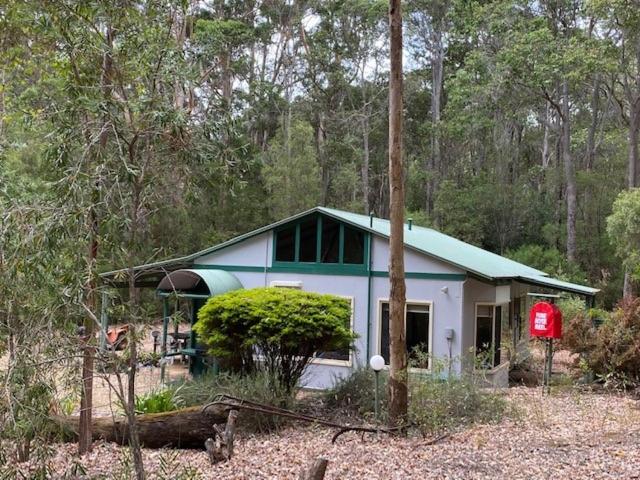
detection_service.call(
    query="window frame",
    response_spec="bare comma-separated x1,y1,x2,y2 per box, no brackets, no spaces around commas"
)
473,302,505,370
272,215,368,269
310,295,354,367
376,298,434,372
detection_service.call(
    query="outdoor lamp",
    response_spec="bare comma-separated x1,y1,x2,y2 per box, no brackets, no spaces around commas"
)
369,354,385,372
369,355,385,422
152,330,160,354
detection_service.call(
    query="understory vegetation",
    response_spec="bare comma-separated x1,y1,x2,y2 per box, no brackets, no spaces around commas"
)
326,363,508,435
563,297,640,389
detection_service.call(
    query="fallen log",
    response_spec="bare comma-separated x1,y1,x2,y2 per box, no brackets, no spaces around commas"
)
52,404,229,449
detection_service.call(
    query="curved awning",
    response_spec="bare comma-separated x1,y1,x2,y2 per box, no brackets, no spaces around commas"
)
157,269,243,296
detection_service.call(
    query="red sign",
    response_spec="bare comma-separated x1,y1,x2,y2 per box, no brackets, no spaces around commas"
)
529,301,562,339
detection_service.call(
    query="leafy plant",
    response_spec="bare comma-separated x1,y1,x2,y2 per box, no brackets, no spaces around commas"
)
194,287,356,394
325,367,389,419
134,387,184,414
563,297,640,388
175,371,292,432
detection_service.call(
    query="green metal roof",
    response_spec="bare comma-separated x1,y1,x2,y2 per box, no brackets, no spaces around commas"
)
101,206,598,297
156,269,243,295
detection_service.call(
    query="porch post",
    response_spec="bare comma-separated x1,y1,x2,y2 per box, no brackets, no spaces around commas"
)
99,290,109,351
161,296,169,383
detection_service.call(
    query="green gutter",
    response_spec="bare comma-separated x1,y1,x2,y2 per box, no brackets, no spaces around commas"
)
366,233,373,363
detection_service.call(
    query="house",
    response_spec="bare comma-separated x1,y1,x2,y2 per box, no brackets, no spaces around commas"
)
101,206,598,388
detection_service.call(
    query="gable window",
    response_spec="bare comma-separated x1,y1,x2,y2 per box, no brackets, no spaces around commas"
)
320,217,340,263
299,218,317,262
275,226,296,262
343,226,365,264
379,300,432,369
273,215,367,267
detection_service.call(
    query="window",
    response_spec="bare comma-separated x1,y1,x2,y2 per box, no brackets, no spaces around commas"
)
475,304,502,369
273,215,367,266
313,296,354,364
379,301,432,368
343,226,364,264
299,218,317,262
275,226,296,262
320,217,340,263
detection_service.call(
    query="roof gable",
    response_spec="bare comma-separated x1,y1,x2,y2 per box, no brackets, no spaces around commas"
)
101,206,598,295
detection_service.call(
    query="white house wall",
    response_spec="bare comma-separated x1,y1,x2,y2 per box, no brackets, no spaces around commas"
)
370,236,465,274
196,232,272,267
190,228,469,388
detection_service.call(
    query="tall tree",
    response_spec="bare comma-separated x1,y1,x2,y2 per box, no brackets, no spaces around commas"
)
387,0,407,427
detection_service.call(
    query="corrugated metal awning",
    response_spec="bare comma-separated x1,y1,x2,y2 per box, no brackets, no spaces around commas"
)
157,269,243,296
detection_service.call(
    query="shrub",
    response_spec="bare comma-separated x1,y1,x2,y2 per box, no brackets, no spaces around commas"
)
194,287,356,394
325,368,388,419
563,297,640,388
175,371,291,432
409,374,507,435
325,360,508,434
134,387,183,414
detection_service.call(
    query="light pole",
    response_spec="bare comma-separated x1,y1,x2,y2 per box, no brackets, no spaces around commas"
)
369,355,385,422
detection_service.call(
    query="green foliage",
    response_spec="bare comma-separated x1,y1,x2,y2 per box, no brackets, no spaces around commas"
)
563,297,640,387
175,371,291,432
195,287,356,394
134,387,184,414
325,368,388,418
409,374,508,435
325,359,508,434
607,189,640,280
262,120,322,218
506,245,586,283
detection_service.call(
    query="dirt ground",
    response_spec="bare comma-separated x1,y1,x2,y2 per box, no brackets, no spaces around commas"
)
10,386,640,479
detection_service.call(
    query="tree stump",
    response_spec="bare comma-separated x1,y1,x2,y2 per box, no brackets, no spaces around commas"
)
205,409,238,464
298,457,328,480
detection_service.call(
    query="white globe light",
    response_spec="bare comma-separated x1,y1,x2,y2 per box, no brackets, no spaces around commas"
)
369,355,385,372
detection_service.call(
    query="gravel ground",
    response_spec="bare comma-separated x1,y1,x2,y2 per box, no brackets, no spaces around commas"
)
11,386,640,479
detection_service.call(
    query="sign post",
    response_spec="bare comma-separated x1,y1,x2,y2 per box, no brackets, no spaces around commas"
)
529,301,562,394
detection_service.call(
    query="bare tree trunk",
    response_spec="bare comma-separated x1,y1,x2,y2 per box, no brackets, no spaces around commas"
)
561,80,577,262
316,112,329,206
387,0,407,428
427,22,444,215
542,103,551,169
585,75,600,171
78,203,97,455
362,111,371,213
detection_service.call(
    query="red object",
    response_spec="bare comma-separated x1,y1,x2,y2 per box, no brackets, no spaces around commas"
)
529,302,562,339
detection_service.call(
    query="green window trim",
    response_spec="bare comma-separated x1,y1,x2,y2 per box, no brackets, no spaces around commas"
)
273,215,370,269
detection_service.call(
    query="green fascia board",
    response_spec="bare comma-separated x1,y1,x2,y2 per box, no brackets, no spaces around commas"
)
101,206,597,296
192,263,465,280
517,274,599,296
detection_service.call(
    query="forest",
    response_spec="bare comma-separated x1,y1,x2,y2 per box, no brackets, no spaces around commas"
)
3,0,639,307
2,0,640,478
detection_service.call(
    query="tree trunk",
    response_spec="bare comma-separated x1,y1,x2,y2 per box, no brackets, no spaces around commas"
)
585,75,600,171
561,80,577,262
427,21,444,215
78,192,98,456
387,0,407,428
54,405,230,449
362,111,371,214
298,458,329,480
316,112,329,206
